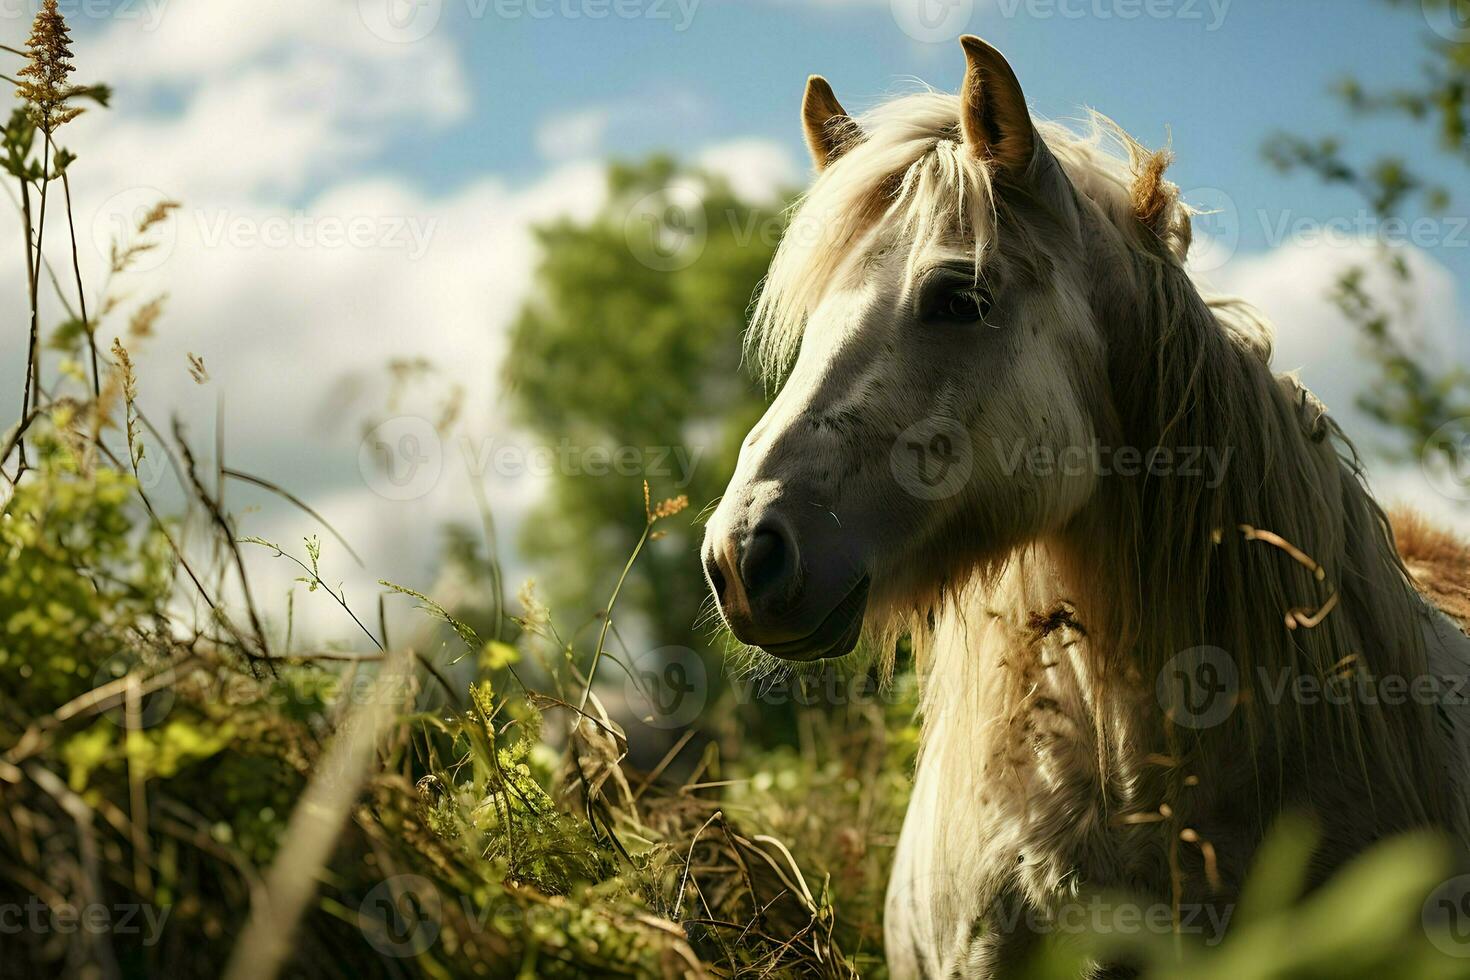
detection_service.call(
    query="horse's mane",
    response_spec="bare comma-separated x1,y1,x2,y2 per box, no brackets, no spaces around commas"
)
751,91,1454,839
1085,247,1448,841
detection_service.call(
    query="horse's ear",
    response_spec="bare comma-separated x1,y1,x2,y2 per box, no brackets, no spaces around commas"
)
803,75,862,170
958,36,1036,177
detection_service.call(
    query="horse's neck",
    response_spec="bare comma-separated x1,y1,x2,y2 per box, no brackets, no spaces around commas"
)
919,547,1137,764
917,498,1470,842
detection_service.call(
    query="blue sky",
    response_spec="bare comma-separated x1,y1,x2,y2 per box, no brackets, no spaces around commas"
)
3,0,1466,642
387,0,1466,263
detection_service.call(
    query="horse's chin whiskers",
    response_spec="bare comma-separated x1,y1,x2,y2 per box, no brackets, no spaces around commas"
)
693,495,723,526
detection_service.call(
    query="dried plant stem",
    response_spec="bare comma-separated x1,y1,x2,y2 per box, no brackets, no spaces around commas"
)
26,140,52,404
577,518,651,715
222,650,414,980
0,409,39,491
50,135,96,396
17,176,37,468
124,677,153,900
222,466,364,567
175,419,272,666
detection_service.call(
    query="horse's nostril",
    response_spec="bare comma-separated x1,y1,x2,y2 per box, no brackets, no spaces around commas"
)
741,525,796,603
705,552,727,602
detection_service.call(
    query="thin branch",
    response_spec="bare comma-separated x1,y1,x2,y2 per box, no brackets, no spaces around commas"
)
51,134,95,397
222,467,364,567
174,418,272,667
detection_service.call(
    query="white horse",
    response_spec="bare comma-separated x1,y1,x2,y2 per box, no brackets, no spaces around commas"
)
702,36,1470,978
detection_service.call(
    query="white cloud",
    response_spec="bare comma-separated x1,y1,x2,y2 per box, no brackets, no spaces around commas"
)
82,0,463,96
1200,236,1470,534
92,161,611,637
1202,238,1463,442
534,90,710,163
0,7,588,641
0,155,610,640
0,6,807,643
536,107,613,160
66,4,468,203
697,138,799,202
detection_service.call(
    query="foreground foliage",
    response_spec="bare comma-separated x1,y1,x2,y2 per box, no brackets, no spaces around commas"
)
5,438,1470,978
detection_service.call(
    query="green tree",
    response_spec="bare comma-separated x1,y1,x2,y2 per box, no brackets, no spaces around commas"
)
1264,0,1470,480
505,157,789,659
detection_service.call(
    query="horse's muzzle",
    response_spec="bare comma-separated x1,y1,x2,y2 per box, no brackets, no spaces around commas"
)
703,505,869,661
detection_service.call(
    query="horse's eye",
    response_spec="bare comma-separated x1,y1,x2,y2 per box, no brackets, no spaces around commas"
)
944,289,993,322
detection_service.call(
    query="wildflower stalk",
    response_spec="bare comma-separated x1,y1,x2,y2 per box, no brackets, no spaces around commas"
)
13,0,79,461
17,172,36,469
52,135,95,395
577,483,688,714
29,136,50,394
577,518,652,716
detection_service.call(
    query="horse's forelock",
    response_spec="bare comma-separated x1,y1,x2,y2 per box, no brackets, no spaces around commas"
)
747,94,1193,386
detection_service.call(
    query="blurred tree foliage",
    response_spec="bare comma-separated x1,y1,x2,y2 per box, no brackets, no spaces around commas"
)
0,430,171,716
505,158,789,655
1264,0,1470,474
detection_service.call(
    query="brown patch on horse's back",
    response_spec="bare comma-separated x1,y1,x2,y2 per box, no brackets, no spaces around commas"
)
1391,507,1470,634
